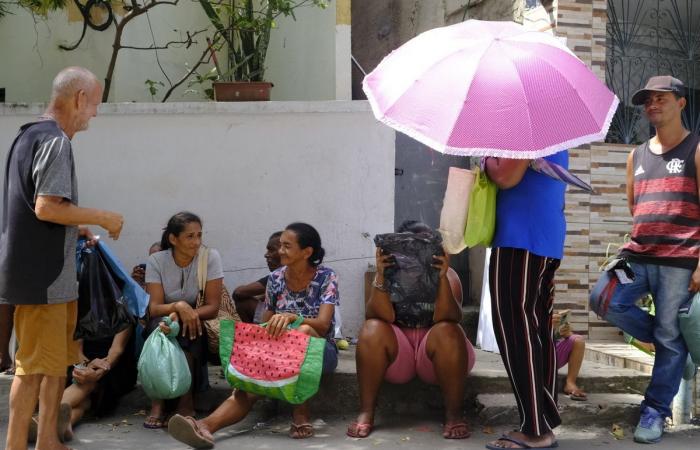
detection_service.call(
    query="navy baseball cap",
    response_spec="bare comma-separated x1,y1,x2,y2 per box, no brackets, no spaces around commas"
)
631,75,686,105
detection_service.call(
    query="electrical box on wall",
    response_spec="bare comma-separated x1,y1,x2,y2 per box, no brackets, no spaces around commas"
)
0,88,5,103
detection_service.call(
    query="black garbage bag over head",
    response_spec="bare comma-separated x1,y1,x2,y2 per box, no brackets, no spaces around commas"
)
373,231,444,327
74,245,135,340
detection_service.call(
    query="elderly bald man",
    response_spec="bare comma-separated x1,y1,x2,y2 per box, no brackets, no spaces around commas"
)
0,67,124,450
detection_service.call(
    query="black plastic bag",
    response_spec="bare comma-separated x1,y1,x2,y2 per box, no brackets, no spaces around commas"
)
373,231,444,327
74,245,135,341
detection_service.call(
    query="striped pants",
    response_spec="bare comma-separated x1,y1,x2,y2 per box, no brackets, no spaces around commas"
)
489,247,561,436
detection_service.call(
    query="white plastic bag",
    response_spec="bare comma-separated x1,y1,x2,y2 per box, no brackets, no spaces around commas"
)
477,248,500,353
333,306,343,339
438,167,475,254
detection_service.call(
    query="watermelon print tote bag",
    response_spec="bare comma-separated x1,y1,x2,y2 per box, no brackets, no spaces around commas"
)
219,317,325,404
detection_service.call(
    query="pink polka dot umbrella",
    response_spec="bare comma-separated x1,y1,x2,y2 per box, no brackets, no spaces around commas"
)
363,20,619,159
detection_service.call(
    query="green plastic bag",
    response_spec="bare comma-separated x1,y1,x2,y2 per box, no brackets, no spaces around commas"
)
464,167,497,248
137,317,192,400
219,317,325,404
679,293,700,364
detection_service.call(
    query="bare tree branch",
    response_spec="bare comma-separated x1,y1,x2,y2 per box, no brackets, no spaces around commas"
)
160,34,222,102
119,28,207,50
143,0,178,11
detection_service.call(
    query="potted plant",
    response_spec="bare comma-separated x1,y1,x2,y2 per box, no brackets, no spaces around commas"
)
199,0,329,101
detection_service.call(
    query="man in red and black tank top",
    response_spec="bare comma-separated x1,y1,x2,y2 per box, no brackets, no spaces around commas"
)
590,76,700,444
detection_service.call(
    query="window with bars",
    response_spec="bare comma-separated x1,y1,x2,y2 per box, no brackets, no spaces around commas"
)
606,0,700,144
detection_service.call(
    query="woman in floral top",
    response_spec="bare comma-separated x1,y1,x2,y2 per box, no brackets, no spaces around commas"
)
265,260,338,343
167,222,338,448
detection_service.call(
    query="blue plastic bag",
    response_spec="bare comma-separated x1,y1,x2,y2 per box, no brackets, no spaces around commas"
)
137,317,191,399
97,241,149,318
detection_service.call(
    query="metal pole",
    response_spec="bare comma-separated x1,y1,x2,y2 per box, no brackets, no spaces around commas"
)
673,357,695,425
672,378,692,424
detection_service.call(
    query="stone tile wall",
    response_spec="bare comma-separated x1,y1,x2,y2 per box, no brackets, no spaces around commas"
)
546,1,632,339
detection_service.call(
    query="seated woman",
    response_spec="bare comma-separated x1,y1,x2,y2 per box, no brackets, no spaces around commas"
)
59,326,137,440
552,311,587,401
143,211,223,428
347,220,475,439
167,222,339,448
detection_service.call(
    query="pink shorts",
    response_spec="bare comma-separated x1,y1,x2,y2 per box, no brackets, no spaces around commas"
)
384,324,476,385
556,334,584,369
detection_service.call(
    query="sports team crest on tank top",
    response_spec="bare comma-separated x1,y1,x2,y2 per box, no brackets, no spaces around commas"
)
621,134,700,269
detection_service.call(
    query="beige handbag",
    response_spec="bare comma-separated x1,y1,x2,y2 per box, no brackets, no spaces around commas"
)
438,167,475,254
195,247,240,356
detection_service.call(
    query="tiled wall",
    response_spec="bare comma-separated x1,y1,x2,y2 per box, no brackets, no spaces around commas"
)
552,0,632,339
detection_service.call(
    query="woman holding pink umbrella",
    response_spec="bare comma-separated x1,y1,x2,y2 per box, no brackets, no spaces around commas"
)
482,153,567,450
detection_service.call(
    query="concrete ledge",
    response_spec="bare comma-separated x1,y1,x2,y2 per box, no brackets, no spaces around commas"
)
476,393,643,426
585,343,654,375
1,346,653,425
0,101,371,116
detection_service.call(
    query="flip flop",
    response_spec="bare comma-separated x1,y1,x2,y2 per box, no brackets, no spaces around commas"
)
564,389,588,401
346,421,373,438
168,414,214,449
143,415,167,429
485,434,560,449
289,422,314,439
443,420,471,439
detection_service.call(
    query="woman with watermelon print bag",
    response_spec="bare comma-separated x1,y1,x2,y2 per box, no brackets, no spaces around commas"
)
142,211,223,429
347,220,476,440
167,222,339,447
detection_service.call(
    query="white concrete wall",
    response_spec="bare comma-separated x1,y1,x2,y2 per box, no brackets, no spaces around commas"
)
0,1,340,102
0,2,213,102
265,2,337,101
0,101,395,337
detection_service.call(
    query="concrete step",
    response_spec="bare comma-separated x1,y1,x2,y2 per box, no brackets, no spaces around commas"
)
0,345,653,426
585,342,654,375
476,393,643,427
97,346,651,420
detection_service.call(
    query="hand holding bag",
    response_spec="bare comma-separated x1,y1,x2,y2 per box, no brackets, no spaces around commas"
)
137,317,192,399
464,167,497,248
219,317,325,404
438,167,475,254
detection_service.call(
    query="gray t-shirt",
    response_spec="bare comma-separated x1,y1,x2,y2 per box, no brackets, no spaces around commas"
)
0,120,79,305
145,248,224,306
35,135,80,303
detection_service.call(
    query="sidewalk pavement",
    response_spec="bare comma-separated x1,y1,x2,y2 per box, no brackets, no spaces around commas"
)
1,412,698,449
